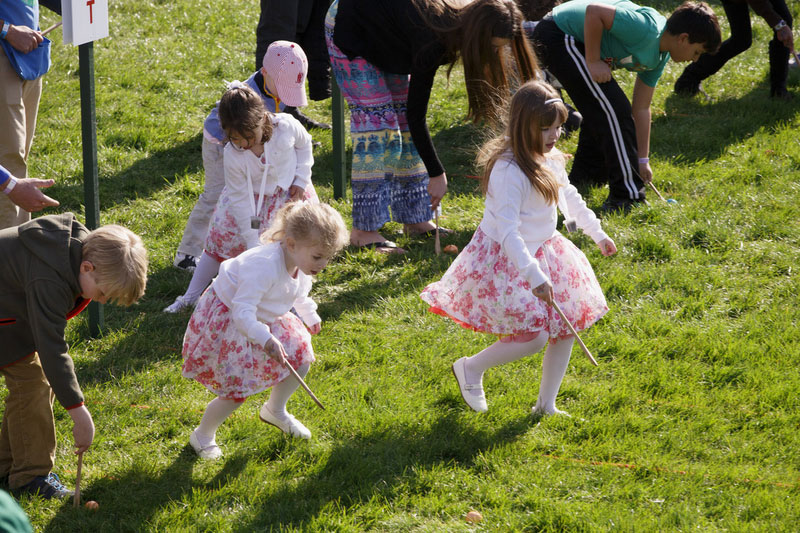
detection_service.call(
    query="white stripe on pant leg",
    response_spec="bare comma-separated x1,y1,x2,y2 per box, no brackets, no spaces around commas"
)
563,35,639,199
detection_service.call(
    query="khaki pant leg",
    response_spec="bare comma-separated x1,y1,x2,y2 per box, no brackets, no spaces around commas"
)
0,51,42,229
0,353,56,489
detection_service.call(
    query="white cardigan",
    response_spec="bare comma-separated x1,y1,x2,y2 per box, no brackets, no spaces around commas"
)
212,242,320,348
478,154,609,290
222,113,313,249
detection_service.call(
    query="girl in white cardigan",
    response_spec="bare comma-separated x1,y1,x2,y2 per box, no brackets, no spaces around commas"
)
165,84,318,313
182,202,348,459
421,80,617,417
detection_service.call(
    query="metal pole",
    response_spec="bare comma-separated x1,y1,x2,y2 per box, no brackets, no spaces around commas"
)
331,81,347,199
79,41,103,336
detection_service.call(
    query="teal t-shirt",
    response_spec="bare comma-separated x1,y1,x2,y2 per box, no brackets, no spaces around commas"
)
552,0,669,87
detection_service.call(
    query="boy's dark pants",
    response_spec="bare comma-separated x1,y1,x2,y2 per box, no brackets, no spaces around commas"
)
0,353,56,489
678,0,792,94
532,18,645,202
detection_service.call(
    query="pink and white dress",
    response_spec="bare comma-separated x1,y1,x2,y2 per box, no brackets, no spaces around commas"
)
421,155,609,341
182,242,320,400
205,113,319,262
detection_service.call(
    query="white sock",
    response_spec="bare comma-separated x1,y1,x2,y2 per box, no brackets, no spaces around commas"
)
464,336,548,386
183,252,221,303
265,363,310,418
196,397,242,442
534,336,575,415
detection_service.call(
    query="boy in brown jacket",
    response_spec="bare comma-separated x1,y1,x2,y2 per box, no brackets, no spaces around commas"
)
0,213,147,499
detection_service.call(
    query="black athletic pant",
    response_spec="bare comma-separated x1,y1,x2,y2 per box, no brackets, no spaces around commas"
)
678,0,792,94
532,18,645,202
255,0,331,101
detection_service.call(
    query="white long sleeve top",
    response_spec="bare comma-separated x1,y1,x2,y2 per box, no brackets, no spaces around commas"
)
478,154,609,290
222,113,314,249
211,242,320,348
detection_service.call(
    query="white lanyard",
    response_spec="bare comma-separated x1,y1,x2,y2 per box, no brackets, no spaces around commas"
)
245,152,269,220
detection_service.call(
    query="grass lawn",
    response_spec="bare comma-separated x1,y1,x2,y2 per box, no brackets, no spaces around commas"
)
8,0,800,530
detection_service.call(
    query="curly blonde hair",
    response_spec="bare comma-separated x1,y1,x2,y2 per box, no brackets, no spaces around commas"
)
261,202,349,256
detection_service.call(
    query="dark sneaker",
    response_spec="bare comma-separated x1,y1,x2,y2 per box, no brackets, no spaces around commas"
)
674,76,701,97
600,196,644,214
284,106,331,131
173,253,197,272
16,473,73,499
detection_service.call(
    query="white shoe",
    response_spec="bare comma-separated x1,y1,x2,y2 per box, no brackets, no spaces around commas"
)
452,357,487,412
174,253,197,272
164,294,196,313
259,404,311,439
532,404,571,418
189,429,222,459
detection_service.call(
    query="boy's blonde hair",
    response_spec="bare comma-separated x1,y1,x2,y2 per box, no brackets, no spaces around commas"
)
82,225,148,306
261,202,348,256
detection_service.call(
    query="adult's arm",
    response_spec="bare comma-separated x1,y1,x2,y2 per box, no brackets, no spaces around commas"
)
407,69,447,208
583,3,616,83
631,77,654,184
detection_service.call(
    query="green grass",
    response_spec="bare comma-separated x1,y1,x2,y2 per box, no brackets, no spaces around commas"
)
8,0,800,530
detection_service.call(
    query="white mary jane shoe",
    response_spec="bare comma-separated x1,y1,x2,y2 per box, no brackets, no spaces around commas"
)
452,357,488,412
189,429,222,460
259,404,311,440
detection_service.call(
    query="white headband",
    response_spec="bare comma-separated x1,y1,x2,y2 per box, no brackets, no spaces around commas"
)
544,98,562,105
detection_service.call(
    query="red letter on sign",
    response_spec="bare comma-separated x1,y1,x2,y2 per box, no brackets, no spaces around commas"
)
86,0,95,24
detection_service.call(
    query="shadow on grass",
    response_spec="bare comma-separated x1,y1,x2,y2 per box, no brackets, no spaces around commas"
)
45,134,204,214
41,450,249,533
654,83,800,164
235,413,531,530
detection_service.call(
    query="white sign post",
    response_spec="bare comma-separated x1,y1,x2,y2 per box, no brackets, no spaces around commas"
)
61,0,109,336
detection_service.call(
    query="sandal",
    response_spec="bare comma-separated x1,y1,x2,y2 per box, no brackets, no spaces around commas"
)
349,240,406,254
406,227,453,238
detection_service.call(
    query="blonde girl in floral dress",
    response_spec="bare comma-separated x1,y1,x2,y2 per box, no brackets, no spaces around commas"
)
420,80,617,417
165,84,318,313
182,202,348,459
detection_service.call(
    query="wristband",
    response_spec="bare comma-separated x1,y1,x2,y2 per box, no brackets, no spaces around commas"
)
0,22,9,40
774,20,788,31
638,157,649,164
3,176,17,195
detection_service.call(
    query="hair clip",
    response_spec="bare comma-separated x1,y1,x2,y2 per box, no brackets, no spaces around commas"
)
225,80,246,90
544,98,562,105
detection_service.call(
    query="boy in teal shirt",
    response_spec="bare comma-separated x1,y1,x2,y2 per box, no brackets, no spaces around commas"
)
531,1,721,211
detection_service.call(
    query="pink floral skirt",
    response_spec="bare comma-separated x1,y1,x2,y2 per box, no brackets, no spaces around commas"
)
420,228,608,341
204,185,319,262
182,288,315,400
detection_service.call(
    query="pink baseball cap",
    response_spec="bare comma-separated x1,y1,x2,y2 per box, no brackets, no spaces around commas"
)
263,41,308,107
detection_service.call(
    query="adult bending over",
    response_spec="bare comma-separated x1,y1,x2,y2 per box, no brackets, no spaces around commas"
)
326,0,538,253
674,0,794,100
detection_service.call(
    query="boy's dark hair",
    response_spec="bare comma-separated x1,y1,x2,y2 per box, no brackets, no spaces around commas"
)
515,0,561,22
666,2,721,53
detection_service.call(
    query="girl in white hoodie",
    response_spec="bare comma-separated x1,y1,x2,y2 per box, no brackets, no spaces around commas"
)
421,80,617,417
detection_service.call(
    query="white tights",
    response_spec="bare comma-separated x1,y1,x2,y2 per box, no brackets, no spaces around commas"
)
463,335,575,415
183,251,221,303
195,362,311,443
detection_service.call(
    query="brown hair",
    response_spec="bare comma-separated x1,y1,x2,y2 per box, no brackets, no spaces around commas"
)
82,225,148,306
477,80,566,205
413,0,539,123
261,202,349,256
666,1,721,53
218,85,273,144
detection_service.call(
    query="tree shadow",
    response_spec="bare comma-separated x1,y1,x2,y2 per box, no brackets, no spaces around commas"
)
45,134,204,214
653,82,800,164
233,413,532,530
41,450,249,532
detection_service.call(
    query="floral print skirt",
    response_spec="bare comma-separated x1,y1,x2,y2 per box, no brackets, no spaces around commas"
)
182,288,315,400
420,228,608,341
204,185,318,262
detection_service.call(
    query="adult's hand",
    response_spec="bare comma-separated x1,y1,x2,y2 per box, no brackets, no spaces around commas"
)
776,25,794,50
68,405,95,454
5,24,43,54
428,173,447,210
8,178,60,212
